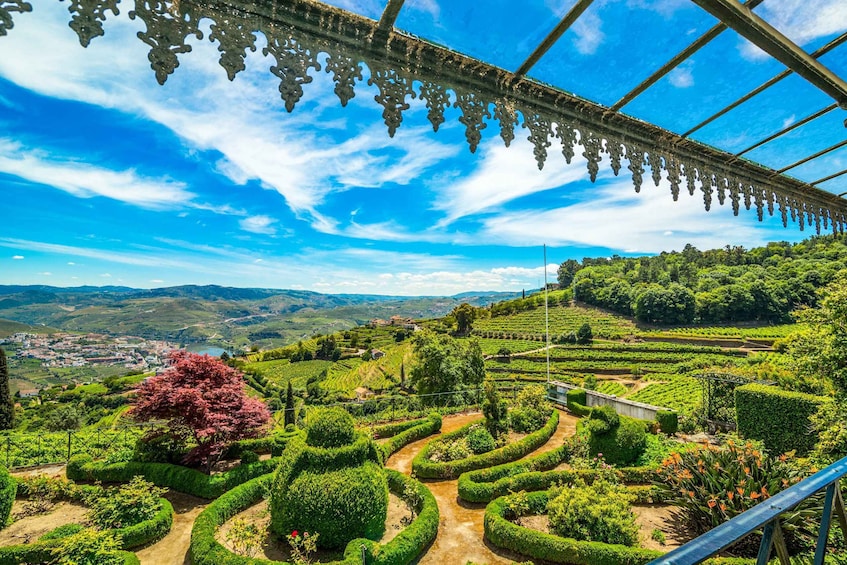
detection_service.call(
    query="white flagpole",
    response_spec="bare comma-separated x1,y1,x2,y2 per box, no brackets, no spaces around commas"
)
544,244,550,385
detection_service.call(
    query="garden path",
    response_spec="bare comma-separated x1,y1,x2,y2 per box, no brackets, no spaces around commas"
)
385,409,577,565
135,492,207,565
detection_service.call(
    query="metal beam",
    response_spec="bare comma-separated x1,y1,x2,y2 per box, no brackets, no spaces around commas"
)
690,0,847,108
611,0,764,112
376,0,405,33
775,139,847,175
515,0,594,77
683,31,847,138
814,169,847,186
735,104,838,157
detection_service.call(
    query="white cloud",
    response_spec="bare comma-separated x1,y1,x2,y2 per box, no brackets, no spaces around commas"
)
39,272,52,276
150,279,164,283
668,64,694,88
100,273,112,278
782,115,796,129
571,11,605,55
67,261,75,265
239,215,277,235
478,177,783,252
12,255,23,260
0,139,194,210
741,1,847,59
432,138,589,226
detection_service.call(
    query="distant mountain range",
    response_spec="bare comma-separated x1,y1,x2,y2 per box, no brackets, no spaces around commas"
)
0,285,520,348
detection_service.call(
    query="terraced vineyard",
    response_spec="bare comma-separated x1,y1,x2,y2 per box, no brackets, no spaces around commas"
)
475,303,638,338
244,358,334,388
477,338,545,356
629,377,701,413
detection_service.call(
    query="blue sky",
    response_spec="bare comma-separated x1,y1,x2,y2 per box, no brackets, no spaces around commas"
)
1,0,846,295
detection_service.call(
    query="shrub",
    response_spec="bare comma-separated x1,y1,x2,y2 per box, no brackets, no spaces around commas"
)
51,529,125,565
239,450,259,465
0,465,14,528
735,383,827,456
482,380,509,439
583,408,647,467
39,524,86,542
88,477,166,530
547,478,638,546
466,426,496,455
131,430,188,464
413,411,559,479
306,407,356,448
655,410,678,435
511,384,551,433
655,440,810,537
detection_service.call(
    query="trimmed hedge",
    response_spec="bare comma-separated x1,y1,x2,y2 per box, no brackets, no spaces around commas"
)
655,410,678,435
485,490,662,565
0,544,139,565
566,388,587,409
190,469,439,565
221,430,300,459
585,412,647,467
67,454,282,499
485,490,750,565
272,462,388,549
458,441,656,503
370,417,430,439
306,407,356,448
412,410,559,479
113,497,174,549
735,383,828,456
0,465,15,529
379,414,442,462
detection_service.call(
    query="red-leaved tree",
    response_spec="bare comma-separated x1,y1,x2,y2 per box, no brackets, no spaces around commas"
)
130,351,270,472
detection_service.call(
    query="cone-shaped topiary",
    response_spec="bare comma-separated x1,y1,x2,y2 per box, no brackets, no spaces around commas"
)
270,409,387,549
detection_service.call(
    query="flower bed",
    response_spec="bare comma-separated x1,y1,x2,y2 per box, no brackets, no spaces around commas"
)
484,490,753,565
412,410,559,479
190,470,438,565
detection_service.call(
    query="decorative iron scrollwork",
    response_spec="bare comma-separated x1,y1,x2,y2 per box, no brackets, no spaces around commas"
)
64,0,119,47
129,0,202,85
455,90,491,154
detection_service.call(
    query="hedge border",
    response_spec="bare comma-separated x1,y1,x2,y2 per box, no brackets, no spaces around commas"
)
369,417,430,439
412,410,559,479
378,414,442,462
458,442,655,503
0,544,139,565
190,469,439,565
484,490,753,565
67,454,282,499
0,465,15,529
735,383,828,456
221,430,300,459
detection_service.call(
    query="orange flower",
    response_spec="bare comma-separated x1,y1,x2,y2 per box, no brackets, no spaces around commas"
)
743,466,751,474
737,487,745,495
727,491,735,501
750,491,761,500
778,454,787,462
707,499,717,509
720,503,727,512
688,490,695,498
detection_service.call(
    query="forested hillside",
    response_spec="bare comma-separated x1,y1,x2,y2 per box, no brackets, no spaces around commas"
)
557,235,847,325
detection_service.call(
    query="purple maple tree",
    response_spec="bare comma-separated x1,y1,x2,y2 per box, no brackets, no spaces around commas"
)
131,351,271,471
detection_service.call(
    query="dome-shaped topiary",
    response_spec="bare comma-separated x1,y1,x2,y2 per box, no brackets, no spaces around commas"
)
271,462,388,549
305,408,356,448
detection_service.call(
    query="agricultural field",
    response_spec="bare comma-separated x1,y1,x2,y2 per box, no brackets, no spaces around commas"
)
644,324,800,340
477,338,546,356
629,377,701,414
244,358,334,388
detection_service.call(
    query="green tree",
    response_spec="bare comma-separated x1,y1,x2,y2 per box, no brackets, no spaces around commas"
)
482,379,508,438
284,381,295,427
576,322,593,344
451,303,477,335
557,259,581,288
0,348,13,430
410,330,484,399
46,405,83,431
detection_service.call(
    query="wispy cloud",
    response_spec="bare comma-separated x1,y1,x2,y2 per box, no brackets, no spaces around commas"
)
0,139,194,210
239,215,278,235
12,255,23,260
571,11,605,55
740,0,847,59
668,62,695,88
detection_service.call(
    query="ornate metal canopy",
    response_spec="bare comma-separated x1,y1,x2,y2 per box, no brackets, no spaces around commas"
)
3,0,847,234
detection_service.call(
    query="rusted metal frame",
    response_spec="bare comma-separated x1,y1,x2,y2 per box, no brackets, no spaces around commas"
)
611,0,765,112
736,104,838,157
201,0,847,216
376,0,405,33
689,0,847,108
683,30,847,138
814,168,847,187
514,0,594,77
775,139,847,175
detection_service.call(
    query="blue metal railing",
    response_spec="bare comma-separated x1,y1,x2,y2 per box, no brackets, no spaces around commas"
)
649,454,847,565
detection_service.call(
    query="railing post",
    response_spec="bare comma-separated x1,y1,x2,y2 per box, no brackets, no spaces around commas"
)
814,482,837,565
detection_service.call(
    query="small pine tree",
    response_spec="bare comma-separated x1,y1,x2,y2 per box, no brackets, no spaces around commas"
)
399,363,406,386
284,381,295,427
482,379,508,439
0,348,12,429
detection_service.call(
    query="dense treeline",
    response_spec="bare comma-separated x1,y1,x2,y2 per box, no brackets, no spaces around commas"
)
559,235,847,325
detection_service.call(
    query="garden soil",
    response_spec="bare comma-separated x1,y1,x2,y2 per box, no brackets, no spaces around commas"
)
0,501,88,546
385,408,578,565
